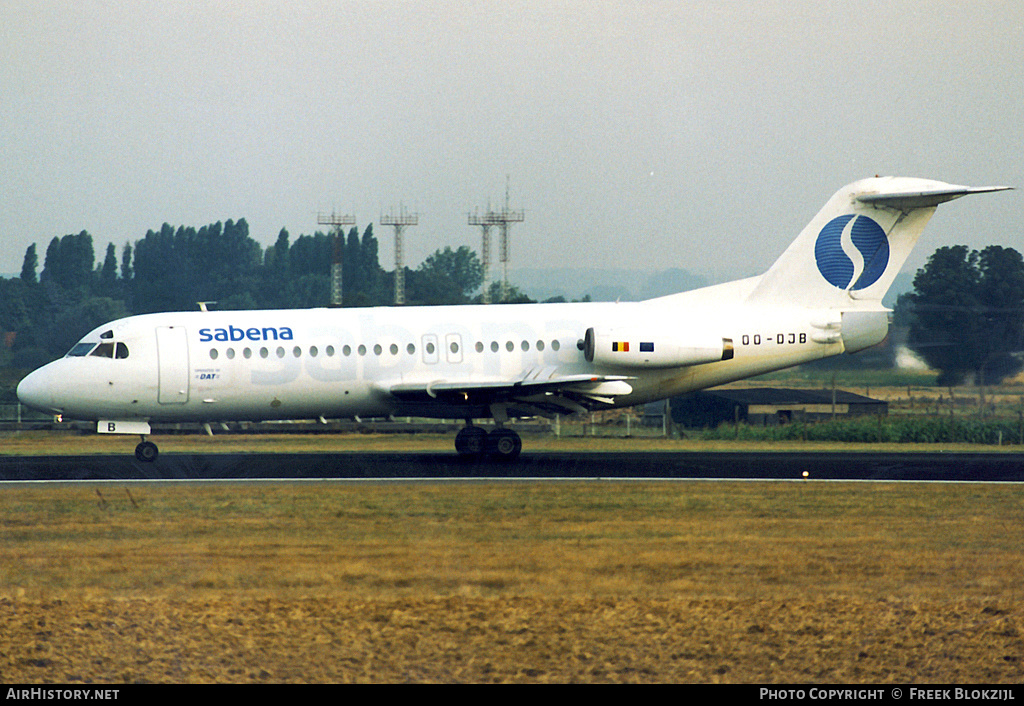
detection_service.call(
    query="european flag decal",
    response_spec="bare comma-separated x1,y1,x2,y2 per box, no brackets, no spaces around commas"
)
640,342,654,352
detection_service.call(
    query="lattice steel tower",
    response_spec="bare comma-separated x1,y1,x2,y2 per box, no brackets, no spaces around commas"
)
467,208,495,303
470,181,523,302
316,211,356,307
381,207,418,305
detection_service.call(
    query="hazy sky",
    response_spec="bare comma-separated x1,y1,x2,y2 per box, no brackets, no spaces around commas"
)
2,0,1022,283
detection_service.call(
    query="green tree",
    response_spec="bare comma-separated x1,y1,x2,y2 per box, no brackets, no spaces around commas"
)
407,246,484,305
20,244,38,285
120,242,133,288
358,225,384,303
903,245,1024,385
98,243,119,296
475,281,536,305
342,227,360,302
263,228,292,308
40,231,95,294
43,297,129,359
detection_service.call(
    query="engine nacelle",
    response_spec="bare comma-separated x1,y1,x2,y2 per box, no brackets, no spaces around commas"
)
583,327,733,368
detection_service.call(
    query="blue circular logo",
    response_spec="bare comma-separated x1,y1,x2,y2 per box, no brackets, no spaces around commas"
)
813,214,889,290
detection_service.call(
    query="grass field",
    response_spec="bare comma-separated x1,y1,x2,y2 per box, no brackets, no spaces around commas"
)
5,428,1024,458
2,478,1023,683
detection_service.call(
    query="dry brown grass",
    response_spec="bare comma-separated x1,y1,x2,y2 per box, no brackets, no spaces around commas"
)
2,480,1023,683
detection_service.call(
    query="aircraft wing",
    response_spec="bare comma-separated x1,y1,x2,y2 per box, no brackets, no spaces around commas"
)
387,368,635,416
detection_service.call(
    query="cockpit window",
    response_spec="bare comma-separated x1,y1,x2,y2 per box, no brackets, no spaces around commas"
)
78,341,129,359
100,330,114,339
67,342,97,357
91,342,115,358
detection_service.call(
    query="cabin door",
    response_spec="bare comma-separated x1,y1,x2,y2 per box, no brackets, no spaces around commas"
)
156,326,190,404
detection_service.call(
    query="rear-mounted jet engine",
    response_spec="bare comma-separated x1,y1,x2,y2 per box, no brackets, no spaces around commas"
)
583,327,733,368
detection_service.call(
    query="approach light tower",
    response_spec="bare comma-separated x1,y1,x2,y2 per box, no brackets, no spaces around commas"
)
317,210,356,307
467,208,495,304
483,181,524,303
381,207,418,305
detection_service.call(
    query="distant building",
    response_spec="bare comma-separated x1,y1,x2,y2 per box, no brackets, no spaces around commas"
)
654,388,888,428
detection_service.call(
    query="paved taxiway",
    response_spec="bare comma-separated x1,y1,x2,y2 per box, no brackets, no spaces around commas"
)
1,451,1023,482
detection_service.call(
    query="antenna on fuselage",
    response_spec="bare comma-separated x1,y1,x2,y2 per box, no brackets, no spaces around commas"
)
198,301,217,312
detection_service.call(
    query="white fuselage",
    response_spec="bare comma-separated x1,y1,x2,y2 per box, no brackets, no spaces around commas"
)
17,278,854,425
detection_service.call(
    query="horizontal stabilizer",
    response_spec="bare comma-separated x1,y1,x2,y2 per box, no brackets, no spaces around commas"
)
857,184,1012,210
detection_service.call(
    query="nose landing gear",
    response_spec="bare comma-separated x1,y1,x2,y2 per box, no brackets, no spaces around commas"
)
135,438,159,463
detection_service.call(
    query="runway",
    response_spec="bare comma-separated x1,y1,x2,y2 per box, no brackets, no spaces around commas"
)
1,451,1023,482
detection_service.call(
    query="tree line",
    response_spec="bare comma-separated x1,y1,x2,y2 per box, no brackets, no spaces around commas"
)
1,220,534,370
4,219,1024,389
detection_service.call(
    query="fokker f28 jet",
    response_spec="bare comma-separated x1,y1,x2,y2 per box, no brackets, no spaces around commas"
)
17,177,1010,461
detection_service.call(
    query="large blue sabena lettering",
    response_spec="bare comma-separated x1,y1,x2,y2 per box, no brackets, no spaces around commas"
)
198,326,294,342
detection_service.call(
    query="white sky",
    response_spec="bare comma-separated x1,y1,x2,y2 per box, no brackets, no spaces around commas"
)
2,0,1022,281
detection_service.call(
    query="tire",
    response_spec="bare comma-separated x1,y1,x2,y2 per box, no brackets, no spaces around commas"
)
487,429,522,460
135,441,159,463
455,426,488,456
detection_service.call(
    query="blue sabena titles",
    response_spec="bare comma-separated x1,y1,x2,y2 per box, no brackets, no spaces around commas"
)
813,214,889,290
198,325,294,343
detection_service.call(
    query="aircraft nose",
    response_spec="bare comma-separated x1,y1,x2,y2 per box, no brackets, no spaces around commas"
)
17,367,58,414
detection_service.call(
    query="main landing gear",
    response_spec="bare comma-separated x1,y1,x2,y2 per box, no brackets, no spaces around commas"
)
455,424,522,460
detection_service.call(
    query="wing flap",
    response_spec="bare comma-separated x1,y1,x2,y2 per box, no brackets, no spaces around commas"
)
387,371,634,408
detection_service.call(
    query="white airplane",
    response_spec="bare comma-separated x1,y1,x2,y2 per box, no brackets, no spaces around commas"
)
17,177,1010,461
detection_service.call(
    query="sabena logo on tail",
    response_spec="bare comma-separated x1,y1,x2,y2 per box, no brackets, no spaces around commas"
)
745,177,1010,308
813,214,889,291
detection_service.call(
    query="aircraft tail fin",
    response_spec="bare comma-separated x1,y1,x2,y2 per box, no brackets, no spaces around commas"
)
745,177,1011,308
